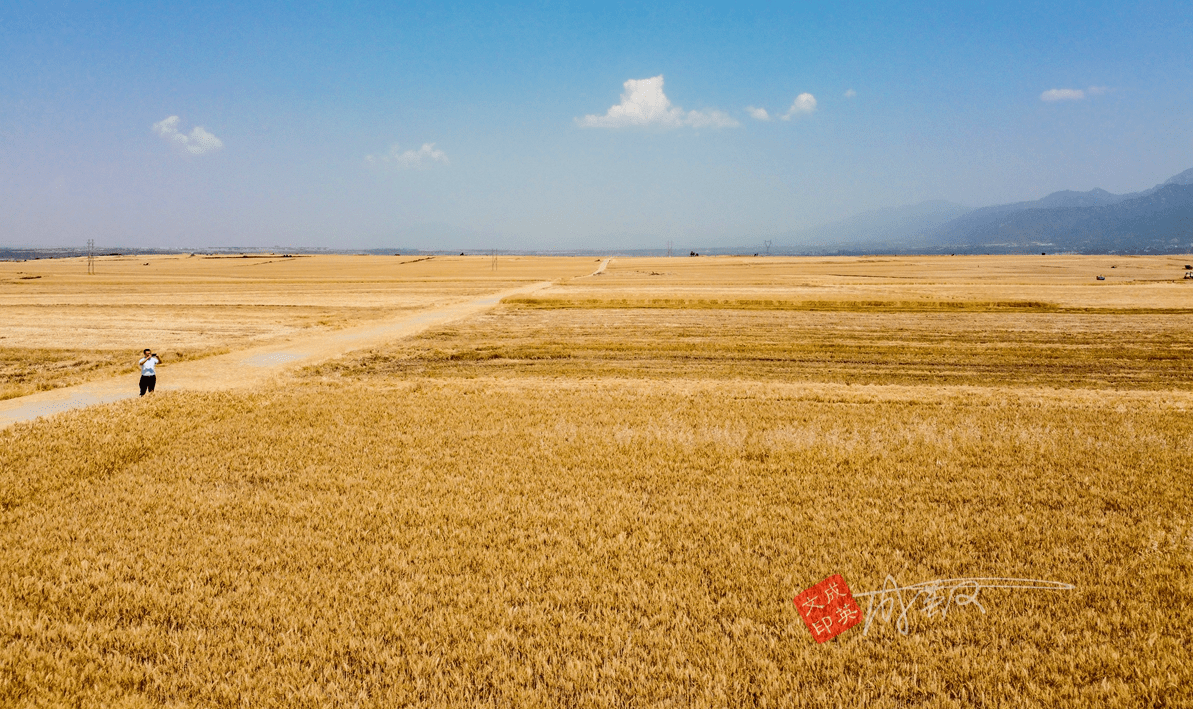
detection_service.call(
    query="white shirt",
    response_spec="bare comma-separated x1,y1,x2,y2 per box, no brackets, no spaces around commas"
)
140,356,159,376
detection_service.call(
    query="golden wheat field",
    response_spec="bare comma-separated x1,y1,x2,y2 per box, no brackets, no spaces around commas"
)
1,254,1192,707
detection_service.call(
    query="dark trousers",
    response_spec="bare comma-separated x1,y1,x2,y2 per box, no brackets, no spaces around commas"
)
139,375,156,396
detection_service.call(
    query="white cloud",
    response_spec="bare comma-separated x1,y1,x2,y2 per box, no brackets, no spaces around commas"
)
1040,88,1085,101
365,143,449,168
746,106,771,121
782,93,817,119
1086,85,1109,96
152,116,224,155
577,75,740,129
844,89,857,98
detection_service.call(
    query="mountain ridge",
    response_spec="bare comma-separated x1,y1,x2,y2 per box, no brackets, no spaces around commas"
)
774,166,1193,254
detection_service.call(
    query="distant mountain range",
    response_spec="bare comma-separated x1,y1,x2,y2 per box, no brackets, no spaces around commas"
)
780,167,1193,254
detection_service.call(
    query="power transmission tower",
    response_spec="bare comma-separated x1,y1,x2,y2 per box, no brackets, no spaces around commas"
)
764,239,772,256
667,240,673,257
492,249,497,271
87,239,95,275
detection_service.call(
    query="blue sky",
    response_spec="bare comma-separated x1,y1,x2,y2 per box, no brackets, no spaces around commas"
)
2,1,1191,250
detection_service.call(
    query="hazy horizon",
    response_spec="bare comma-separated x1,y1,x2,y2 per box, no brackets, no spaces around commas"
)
3,2,1191,252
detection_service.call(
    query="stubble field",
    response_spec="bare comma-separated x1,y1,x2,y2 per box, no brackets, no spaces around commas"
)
1,254,1191,707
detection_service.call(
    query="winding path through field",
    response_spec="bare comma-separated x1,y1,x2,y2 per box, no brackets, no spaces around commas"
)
0,279,559,429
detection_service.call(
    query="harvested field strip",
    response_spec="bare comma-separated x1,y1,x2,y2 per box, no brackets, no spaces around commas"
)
504,296,1193,314
1,381,1189,706
310,308,1193,390
504,297,1063,311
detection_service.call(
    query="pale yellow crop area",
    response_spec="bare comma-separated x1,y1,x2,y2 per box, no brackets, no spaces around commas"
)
1,255,1191,707
0,253,596,398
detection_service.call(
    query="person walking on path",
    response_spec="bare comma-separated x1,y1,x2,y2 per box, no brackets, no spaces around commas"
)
138,349,160,396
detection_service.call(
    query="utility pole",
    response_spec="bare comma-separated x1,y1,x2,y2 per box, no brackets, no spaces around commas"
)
87,239,95,275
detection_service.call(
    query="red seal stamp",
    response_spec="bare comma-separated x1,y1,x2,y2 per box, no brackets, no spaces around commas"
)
794,573,863,643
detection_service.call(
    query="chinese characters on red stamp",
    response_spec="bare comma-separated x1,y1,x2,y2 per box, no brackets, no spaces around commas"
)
793,573,863,643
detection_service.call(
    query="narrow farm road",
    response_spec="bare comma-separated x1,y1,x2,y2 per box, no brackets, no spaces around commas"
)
0,280,553,429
